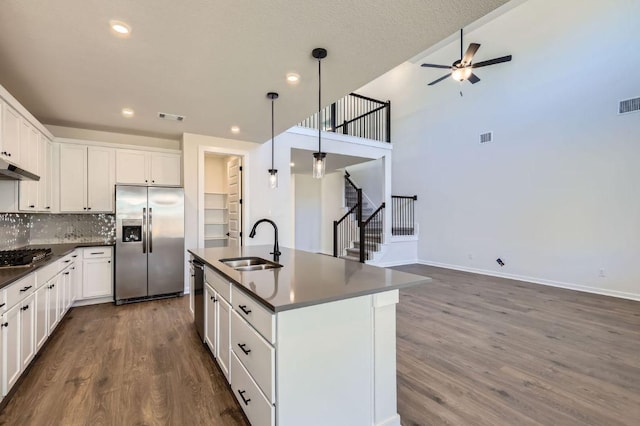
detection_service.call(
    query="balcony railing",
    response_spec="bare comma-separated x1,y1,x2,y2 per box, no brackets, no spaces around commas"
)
299,92,390,143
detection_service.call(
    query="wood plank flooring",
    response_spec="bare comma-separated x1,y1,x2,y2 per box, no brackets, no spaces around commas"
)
393,264,640,426
1,266,639,425
0,297,247,425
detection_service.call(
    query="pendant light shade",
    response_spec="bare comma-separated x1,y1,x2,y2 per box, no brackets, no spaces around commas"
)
312,47,327,179
267,92,279,189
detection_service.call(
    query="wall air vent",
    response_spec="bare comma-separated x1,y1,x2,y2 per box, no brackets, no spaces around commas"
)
480,131,493,144
618,97,640,115
158,112,185,121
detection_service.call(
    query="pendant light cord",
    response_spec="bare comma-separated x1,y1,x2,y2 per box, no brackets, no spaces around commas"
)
271,97,275,169
318,54,322,153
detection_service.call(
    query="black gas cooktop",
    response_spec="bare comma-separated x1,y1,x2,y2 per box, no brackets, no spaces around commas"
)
0,248,52,268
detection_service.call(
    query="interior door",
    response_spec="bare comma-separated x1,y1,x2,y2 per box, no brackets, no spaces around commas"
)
227,157,242,247
147,186,184,296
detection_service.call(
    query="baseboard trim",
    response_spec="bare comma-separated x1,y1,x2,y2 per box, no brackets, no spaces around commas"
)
417,260,640,302
72,296,114,307
376,414,401,426
372,258,419,268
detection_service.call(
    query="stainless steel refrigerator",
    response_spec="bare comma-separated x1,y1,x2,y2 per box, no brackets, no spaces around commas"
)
115,185,184,304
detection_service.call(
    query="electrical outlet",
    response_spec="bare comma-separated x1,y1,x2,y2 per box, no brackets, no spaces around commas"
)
599,268,606,278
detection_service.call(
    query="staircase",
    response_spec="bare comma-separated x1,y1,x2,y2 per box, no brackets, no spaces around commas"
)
336,175,384,262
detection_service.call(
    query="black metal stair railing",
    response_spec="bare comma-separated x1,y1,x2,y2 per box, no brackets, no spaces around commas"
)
391,195,417,236
333,174,362,258
359,203,385,262
299,92,391,143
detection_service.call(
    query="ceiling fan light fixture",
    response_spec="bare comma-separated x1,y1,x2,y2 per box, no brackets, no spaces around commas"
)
452,67,472,81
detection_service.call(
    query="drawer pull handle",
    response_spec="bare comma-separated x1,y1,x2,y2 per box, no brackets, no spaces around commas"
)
0,303,5,308
90,252,104,255
20,286,33,292
63,260,71,263
21,305,29,311
64,272,70,275
72,255,78,258
49,284,56,289
237,390,251,406
1,322,7,328
238,305,252,315
237,343,251,355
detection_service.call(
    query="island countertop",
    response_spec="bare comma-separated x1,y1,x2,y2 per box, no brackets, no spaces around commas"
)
188,245,431,312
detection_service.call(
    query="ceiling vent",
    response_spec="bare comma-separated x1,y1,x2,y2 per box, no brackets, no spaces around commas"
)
618,97,640,115
480,131,493,144
158,112,185,122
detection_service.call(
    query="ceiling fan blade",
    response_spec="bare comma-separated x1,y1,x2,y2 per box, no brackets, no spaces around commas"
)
461,43,480,65
468,73,480,84
421,63,452,69
472,55,512,68
428,73,451,86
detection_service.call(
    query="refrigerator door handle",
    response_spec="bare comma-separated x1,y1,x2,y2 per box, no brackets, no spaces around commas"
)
149,207,153,253
142,207,147,253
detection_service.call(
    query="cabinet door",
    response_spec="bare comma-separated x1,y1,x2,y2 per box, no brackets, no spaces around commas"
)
35,285,48,351
116,150,149,184
82,258,113,299
37,135,49,211
18,123,39,211
71,260,82,304
3,304,21,395
0,311,3,398
59,144,87,212
218,296,231,382
21,293,36,368
47,277,60,334
2,103,21,165
205,285,217,353
150,153,181,186
87,146,115,212
59,270,68,317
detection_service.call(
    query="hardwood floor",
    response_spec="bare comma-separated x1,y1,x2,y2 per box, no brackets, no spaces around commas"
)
393,264,640,426
1,267,639,425
0,297,247,426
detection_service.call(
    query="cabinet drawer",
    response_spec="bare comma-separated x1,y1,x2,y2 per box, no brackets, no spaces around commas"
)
231,310,275,403
230,352,275,426
205,267,231,303
83,247,112,259
232,287,275,344
36,261,59,287
6,274,36,309
0,289,6,314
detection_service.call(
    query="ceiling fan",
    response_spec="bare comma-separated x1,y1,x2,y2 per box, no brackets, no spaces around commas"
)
421,29,512,86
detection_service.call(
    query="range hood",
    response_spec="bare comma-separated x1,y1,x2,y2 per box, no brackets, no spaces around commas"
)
0,158,40,181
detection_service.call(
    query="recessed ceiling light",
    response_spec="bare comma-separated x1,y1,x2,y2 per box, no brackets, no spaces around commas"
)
286,73,300,84
230,126,240,134
290,162,295,167
121,108,134,118
110,20,131,37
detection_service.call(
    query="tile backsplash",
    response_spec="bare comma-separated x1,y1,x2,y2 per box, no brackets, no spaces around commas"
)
0,213,31,249
0,213,116,249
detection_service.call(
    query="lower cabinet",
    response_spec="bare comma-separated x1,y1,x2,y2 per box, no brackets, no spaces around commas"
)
3,303,22,396
20,293,36,370
230,352,275,426
35,285,48,351
217,297,231,381
82,251,113,299
47,276,60,335
204,284,217,354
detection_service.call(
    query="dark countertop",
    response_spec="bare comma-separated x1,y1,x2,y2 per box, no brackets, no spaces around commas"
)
0,242,114,290
188,246,431,313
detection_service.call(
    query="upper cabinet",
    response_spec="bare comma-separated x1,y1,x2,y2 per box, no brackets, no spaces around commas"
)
1,101,22,166
116,150,181,186
59,144,115,213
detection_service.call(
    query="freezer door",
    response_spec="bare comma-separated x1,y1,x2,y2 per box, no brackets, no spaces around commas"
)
115,185,148,301
147,187,185,296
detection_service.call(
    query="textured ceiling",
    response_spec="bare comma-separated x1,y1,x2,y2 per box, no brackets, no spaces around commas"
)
0,0,509,143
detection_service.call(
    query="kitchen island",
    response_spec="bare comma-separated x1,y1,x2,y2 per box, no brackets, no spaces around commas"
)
188,246,430,426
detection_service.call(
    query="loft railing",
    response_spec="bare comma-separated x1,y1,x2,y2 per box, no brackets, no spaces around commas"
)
359,203,385,262
299,92,391,143
391,195,417,236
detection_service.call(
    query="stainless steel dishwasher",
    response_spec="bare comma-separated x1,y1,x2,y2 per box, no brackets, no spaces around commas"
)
192,258,205,341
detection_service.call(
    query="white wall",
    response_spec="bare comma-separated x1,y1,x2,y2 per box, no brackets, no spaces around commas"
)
320,172,345,255
294,174,321,252
360,0,640,299
347,158,384,206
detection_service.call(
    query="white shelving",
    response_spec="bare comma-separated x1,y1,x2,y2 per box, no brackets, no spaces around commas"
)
205,192,228,247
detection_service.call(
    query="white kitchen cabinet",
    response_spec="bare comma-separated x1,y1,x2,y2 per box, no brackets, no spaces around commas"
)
2,303,21,396
82,257,113,299
71,252,83,302
204,284,217,354
59,144,115,212
35,284,48,351
36,136,52,212
1,101,22,165
20,293,36,369
116,149,181,186
47,276,60,335
18,121,40,211
217,296,231,381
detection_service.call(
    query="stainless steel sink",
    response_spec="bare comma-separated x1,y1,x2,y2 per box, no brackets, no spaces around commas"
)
219,257,282,271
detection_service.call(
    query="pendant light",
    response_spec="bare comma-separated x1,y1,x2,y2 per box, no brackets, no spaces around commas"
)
312,48,327,179
267,92,279,188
